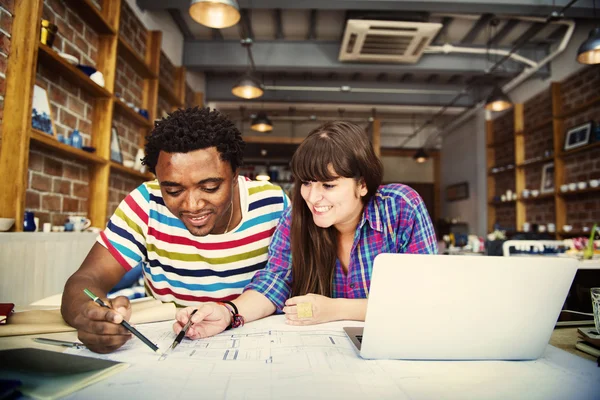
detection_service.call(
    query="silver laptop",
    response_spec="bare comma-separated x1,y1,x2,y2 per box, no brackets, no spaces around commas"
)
344,254,578,360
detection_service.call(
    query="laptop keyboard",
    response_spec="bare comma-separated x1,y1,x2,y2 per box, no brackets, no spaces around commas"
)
356,335,363,343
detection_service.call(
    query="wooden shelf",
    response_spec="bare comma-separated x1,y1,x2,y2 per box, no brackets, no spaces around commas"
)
113,99,153,129
559,142,600,158
557,95,600,119
158,80,183,108
487,166,515,176
486,136,515,148
110,161,154,180
30,129,106,164
117,37,156,79
558,230,597,237
519,192,555,202
516,156,554,168
63,0,116,35
558,186,600,197
37,44,111,98
488,200,516,206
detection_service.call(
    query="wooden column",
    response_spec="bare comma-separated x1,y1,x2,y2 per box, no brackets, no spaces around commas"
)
514,103,526,231
195,92,204,107
0,0,44,230
551,82,565,239
175,66,186,106
372,119,381,157
433,151,441,225
143,31,162,125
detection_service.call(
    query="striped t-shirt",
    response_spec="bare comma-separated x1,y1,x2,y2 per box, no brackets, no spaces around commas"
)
98,176,289,306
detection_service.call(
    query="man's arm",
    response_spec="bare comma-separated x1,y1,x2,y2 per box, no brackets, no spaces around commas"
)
61,243,133,353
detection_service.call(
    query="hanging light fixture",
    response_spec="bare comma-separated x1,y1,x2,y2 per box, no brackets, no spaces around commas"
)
231,74,263,99
577,28,600,65
414,148,429,163
189,0,240,29
251,112,273,132
255,166,270,181
485,86,513,112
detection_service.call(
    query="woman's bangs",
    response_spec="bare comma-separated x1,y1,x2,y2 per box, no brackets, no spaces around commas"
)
292,136,353,182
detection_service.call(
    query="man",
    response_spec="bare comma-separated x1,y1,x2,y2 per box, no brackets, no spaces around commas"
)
61,107,289,353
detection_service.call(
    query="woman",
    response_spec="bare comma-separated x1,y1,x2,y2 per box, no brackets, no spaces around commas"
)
173,121,437,338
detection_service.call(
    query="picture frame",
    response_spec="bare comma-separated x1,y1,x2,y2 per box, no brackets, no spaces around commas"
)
110,126,123,163
31,85,55,136
446,182,469,202
563,121,593,151
540,163,555,194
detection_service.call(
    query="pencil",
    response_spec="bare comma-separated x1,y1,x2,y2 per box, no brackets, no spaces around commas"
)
169,308,198,351
83,289,162,354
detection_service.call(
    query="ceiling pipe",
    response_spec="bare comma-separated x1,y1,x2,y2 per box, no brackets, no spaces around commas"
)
423,19,575,147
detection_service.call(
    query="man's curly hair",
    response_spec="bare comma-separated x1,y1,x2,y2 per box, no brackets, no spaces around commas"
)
142,107,245,175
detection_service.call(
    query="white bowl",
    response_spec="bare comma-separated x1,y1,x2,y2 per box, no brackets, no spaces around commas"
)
0,218,15,231
123,160,135,168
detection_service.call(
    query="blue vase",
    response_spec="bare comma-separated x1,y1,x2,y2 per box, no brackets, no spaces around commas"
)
23,211,36,232
70,129,82,149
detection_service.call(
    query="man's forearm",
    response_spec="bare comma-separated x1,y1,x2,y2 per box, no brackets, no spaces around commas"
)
333,298,368,321
61,274,107,327
231,290,276,323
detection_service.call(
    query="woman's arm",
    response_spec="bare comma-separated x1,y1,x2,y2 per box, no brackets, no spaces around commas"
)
283,295,368,325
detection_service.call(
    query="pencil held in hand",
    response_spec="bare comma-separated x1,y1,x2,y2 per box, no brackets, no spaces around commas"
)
83,289,162,355
170,309,198,351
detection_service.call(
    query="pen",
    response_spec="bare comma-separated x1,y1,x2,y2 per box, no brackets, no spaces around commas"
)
34,337,85,349
83,288,162,355
169,309,198,351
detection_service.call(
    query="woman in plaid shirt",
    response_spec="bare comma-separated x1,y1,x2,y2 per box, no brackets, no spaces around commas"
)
173,121,437,338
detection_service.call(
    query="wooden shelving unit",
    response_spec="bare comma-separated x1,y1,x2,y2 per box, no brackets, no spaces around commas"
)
117,37,157,79
30,129,106,164
558,142,600,158
37,44,111,98
519,192,555,202
63,0,116,35
516,156,554,169
159,80,183,108
558,187,600,197
110,161,154,180
113,98,154,129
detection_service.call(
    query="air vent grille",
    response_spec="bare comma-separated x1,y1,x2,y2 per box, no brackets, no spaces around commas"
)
339,20,442,63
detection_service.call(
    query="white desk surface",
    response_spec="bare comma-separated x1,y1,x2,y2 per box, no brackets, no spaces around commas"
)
1,315,599,400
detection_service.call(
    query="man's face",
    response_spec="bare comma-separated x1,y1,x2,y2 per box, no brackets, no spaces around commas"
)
155,147,237,237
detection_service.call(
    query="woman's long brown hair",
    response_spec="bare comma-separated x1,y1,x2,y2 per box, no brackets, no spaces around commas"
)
290,121,383,297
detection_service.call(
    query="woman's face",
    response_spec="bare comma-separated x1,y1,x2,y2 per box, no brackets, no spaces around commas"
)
300,166,367,232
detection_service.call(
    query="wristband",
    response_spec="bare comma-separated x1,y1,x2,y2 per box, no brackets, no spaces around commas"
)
217,301,245,330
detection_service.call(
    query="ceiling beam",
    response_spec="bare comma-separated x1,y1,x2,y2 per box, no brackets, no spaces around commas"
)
184,40,542,76
307,9,317,40
488,19,518,46
274,9,284,39
432,16,452,44
460,13,494,44
512,22,545,46
136,0,599,19
206,75,475,107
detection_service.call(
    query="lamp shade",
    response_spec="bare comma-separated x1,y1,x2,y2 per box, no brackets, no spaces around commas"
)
251,112,273,132
485,86,513,112
189,0,241,29
231,74,264,99
413,148,429,163
577,27,600,65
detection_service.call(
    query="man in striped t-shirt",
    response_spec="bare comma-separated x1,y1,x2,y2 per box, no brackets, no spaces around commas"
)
61,108,288,353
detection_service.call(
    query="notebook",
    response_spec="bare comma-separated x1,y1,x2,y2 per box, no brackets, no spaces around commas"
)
0,348,129,400
344,253,578,360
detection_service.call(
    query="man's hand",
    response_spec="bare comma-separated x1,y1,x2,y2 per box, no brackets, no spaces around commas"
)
71,296,132,353
282,294,337,325
173,303,232,339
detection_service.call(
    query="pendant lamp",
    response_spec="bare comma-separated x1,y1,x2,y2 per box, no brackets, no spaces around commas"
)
414,148,429,163
251,112,273,132
577,27,600,65
231,74,264,99
189,0,240,29
485,86,513,112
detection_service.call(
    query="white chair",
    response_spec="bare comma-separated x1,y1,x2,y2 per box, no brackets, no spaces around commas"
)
501,240,568,257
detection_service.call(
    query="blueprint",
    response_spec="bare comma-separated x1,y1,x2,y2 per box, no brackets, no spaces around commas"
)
65,320,408,400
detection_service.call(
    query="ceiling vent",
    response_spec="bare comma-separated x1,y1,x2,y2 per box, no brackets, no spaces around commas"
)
339,20,442,64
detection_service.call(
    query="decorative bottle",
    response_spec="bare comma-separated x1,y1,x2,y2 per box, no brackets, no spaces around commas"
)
70,129,82,149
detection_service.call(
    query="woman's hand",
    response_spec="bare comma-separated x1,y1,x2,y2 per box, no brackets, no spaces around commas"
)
282,294,338,325
172,303,232,339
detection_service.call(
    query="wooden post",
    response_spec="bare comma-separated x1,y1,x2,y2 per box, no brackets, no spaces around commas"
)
0,0,44,230
175,66,186,106
372,119,381,158
514,104,525,231
551,82,565,239
486,120,496,233
143,31,162,125
194,92,204,107
433,151,441,225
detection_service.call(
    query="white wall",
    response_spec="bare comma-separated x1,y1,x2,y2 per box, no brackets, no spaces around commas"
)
440,20,595,236
381,156,434,183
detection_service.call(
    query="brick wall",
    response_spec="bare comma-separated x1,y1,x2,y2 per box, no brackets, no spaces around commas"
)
494,172,515,198
494,204,515,231
119,1,147,60
525,164,543,191
26,147,90,227
525,200,555,225
185,83,195,109
560,66,600,114
114,55,145,109
494,140,515,167
42,0,98,68
159,51,175,88
492,108,514,143
156,95,171,120
523,88,552,131
524,125,553,160
565,195,600,230
113,113,142,164
0,0,14,144
107,171,147,219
